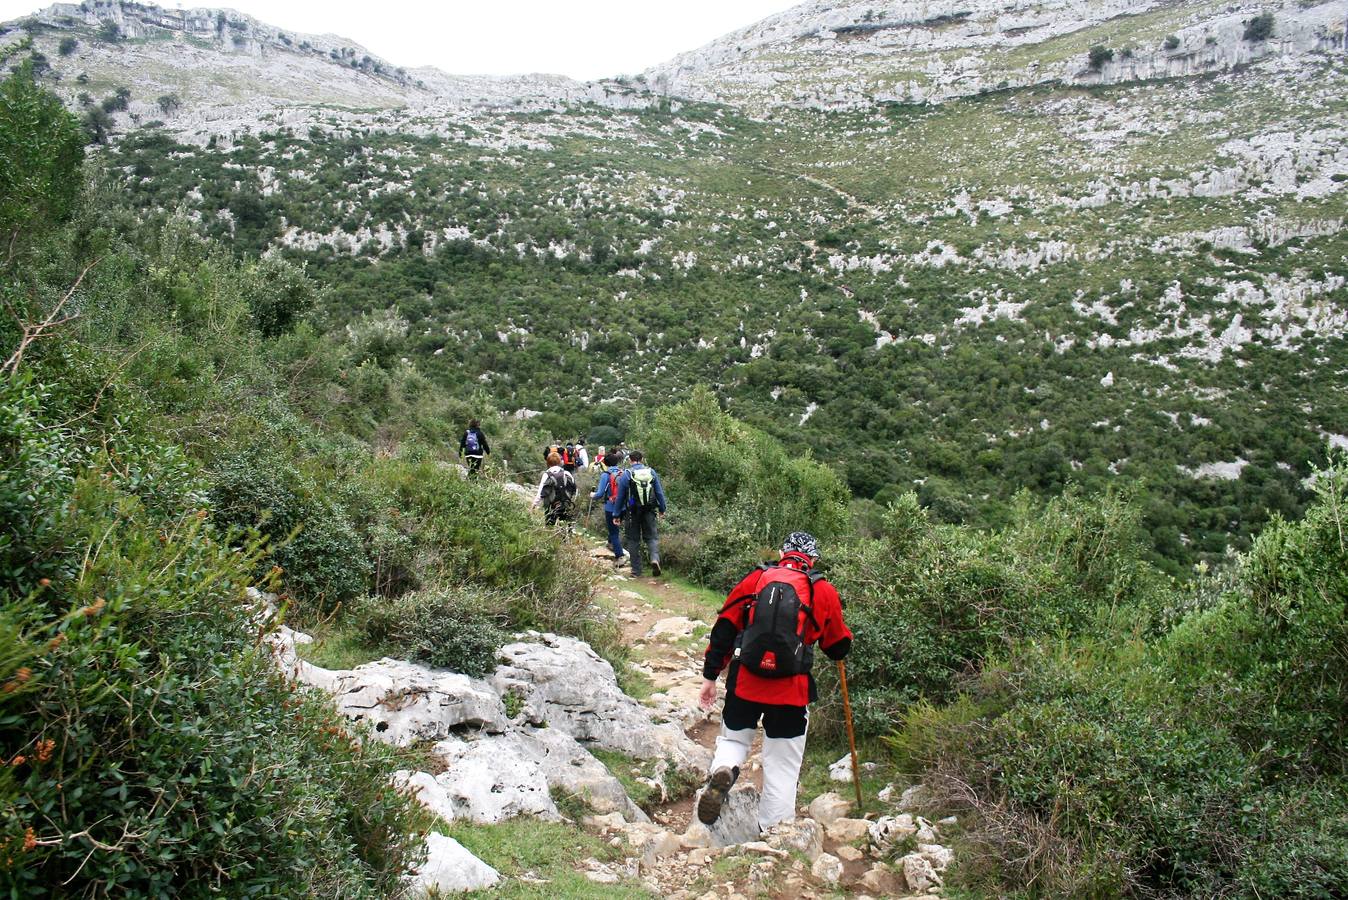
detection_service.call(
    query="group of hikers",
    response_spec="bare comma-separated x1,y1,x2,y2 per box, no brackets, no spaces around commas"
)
532,441,666,577
460,422,852,837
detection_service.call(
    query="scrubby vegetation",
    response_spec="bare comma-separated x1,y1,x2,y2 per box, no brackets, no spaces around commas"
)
628,387,1347,896
0,63,609,894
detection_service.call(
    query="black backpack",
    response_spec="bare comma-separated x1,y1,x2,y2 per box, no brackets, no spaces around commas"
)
541,468,576,512
732,566,822,678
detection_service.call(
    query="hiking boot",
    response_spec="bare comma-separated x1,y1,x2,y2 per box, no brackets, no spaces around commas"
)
696,766,738,826
651,560,662,576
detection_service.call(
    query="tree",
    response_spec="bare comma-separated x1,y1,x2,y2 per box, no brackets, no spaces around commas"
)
1244,12,1274,42
58,36,78,56
157,92,180,116
1088,45,1114,71
0,63,85,262
96,20,121,43
1163,34,1180,50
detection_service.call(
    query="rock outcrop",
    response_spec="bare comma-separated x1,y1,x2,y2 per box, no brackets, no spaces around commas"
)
490,632,710,773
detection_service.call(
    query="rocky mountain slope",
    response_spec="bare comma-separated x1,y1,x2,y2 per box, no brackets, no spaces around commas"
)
641,0,1346,110
7,0,1347,568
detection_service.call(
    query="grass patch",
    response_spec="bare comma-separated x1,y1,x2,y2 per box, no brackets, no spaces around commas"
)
796,738,896,816
448,819,648,899
590,749,700,813
294,617,386,670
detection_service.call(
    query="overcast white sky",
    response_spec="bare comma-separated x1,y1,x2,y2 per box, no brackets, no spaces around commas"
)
1,1,793,79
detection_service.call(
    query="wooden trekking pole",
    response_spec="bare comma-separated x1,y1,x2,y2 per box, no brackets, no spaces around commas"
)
837,659,863,812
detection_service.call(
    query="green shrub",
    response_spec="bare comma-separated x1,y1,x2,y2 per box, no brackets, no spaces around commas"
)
1,452,427,897
1088,45,1114,70
889,463,1348,896
208,447,370,614
1244,12,1274,42
350,588,509,676
1163,34,1181,50
57,36,77,56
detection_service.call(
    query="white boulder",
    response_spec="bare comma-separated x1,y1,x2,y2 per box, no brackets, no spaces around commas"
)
406,832,499,895
806,791,851,826
810,852,844,885
322,658,508,745
426,733,559,824
490,633,709,772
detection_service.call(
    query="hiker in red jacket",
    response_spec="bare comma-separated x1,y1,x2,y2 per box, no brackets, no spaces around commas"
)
696,532,852,832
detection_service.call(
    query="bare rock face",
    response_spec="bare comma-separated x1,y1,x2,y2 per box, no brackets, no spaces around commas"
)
514,726,650,822
425,733,560,824
406,832,500,896
323,658,508,745
764,818,824,862
688,785,762,847
491,633,710,773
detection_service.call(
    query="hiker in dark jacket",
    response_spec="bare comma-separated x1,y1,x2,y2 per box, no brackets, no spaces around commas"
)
459,420,490,476
591,452,627,564
696,532,852,832
614,450,666,577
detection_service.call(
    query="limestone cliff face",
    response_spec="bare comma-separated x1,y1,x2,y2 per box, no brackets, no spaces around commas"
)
7,0,653,134
640,0,1347,111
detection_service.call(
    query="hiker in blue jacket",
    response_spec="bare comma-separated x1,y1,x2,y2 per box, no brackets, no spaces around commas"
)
614,450,667,577
591,452,627,565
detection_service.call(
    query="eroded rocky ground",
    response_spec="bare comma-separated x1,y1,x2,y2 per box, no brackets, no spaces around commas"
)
260,530,960,897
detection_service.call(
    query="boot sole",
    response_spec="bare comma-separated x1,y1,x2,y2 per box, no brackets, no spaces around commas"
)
697,768,734,826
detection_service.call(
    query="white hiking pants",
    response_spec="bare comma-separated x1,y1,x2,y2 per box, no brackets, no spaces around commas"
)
709,698,809,831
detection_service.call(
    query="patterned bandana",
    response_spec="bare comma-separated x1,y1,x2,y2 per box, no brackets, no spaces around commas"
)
781,531,820,561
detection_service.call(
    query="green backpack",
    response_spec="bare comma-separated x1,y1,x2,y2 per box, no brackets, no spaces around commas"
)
629,467,657,511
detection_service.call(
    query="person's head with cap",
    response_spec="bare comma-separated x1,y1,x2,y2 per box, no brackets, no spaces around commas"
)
781,531,819,564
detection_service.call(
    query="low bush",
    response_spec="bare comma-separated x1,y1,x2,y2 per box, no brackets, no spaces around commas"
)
0,430,428,896
350,588,508,676
889,463,1348,896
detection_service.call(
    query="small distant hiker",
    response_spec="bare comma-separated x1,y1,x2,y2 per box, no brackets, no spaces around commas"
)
532,452,577,527
562,443,578,474
614,450,666,577
460,419,490,476
696,532,853,833
591,451,626,565
576,440,589,471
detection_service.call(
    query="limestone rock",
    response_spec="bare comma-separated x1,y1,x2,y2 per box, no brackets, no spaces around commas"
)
896,784,930,812
406,832,499,895
392,770,457,822
427,734,558,823
900,853,942,893
515,726,649,822
644,616,699,641
810,852,844,885
491,633,710,772
692,785,762,847
322,657,508,746
919,842,955,873
859,863,901,894
837,845,865,863
825,816,871,843
869,814,918,853
828,752,878,782
765,818,824,862
806,791,851,826
642,829,684,865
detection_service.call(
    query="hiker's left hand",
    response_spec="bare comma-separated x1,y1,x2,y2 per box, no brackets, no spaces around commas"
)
698,679,717,710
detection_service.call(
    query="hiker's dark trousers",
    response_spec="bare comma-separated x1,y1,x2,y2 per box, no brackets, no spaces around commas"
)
624,509,660,576
605,512,624,559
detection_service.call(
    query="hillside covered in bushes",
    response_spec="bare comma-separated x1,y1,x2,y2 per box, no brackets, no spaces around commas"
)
2,7,1346,895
